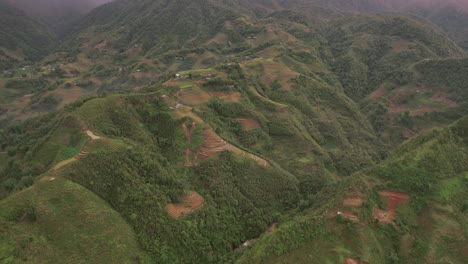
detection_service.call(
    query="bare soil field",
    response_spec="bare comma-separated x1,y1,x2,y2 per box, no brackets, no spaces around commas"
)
209,91,242,102
166,192,205,218
374,190,411,224
344,259,369,264
369,86,388,100
235,118,261,130
343,197,364,207
177,87,211,105
197,127,269,167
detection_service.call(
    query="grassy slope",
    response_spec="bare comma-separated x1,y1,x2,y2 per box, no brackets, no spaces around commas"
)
0,176,148,263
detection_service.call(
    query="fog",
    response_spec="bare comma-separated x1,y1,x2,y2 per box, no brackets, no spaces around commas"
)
6,0,113,15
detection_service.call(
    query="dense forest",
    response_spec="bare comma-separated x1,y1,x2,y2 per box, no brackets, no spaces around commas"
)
0,0,466,263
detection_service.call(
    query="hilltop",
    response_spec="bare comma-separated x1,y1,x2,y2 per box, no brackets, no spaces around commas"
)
0,0,467,263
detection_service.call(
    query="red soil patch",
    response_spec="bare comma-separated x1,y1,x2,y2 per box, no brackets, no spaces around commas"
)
166,192,205,218
94,40,108,49
393,39,411,52
177,87,211,105
262,62,298,91
182,122,197,166
208,91,242,102
431,92,458,107
370,86,388,100
90,77,102,86
374,190,410,224
52,87,92,109
344,259,369,264
132,72,153,79
197,127,269,167
235,118,261,131
206,33,228,45
197,127,229,160
343,197,364,207
258,46,281,58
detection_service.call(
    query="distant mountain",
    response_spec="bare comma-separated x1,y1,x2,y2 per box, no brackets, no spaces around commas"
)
0,1,467,263
307,0,468,51
5,0,113,35
0,0,55,68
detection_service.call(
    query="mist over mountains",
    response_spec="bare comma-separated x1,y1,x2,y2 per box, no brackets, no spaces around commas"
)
5,0,113,34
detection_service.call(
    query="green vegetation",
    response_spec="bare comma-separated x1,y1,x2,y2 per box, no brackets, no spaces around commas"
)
0,176,149,263
0,0,55,65
0,0,467,263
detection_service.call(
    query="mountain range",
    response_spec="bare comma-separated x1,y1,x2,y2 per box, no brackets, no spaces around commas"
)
0,0,466,263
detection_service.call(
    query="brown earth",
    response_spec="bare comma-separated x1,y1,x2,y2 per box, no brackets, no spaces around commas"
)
197,127,269,167
177,87,211,105
52,87,93,109
235,118,261,130
393,39,412,52
431,92,458,107
206,33,228,45
166,192,205,218
261,61,299,90
132,72,153,79
94,40,108,49
209,91,242,102
343,197,364,207
53,130,100,170
370,86,388,100
344,259,369,264
374,190,411,224
173,108,205,123
182,122,197,166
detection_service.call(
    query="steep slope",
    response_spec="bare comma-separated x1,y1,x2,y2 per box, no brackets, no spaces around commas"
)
238,115,468,263
308,0,468,51
74,0,247,53
0,93,301,263
0,1,467,263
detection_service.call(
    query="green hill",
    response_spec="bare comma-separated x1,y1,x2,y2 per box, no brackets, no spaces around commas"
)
0,0,467,263
237,115,468,263
0,0,55,70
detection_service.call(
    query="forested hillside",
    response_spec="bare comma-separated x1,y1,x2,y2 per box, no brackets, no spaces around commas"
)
238,115,468,263
0,0,55,69
0,0,466,263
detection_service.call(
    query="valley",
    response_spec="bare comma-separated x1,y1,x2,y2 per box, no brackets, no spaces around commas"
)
0,0,467,263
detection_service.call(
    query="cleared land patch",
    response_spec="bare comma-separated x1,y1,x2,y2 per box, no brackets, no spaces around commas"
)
208,91,242,102
241,58,299,90
166,192,205,218
177,87,211,105
374,190,410,224
343,197,364,207
235,118,261,130
197,127,269,167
